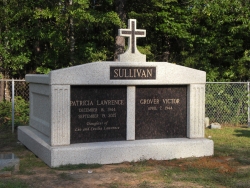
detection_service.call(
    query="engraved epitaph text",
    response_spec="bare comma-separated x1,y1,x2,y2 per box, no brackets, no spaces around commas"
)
135,86,187,139
70,86,127,143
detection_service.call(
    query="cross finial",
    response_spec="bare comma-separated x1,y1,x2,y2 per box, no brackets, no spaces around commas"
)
118,19,146,62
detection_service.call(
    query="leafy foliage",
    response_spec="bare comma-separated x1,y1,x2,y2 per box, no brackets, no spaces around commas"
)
0,96,29,127
0,0,249,81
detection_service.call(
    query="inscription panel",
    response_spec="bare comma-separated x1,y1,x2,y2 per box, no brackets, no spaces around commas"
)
71,86,127,143
136,86,187,139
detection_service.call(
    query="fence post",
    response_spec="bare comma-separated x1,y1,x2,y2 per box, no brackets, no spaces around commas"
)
12,79,15,133
248,82,250,127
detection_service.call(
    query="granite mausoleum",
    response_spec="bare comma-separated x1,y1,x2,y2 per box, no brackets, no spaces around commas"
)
18,19,214,167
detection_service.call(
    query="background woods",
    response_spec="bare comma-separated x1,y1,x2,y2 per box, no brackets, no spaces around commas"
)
0,0,250,81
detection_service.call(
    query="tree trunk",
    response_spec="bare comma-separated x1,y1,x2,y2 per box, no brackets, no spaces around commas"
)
69,0,75,63
114,0,127,61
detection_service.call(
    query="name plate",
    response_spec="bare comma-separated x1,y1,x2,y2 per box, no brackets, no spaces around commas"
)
110,66,156,80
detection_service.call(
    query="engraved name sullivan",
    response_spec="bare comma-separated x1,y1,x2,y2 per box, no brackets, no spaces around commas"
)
110,67,156,80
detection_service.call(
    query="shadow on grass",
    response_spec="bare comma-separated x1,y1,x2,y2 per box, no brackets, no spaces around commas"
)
234,129,250,138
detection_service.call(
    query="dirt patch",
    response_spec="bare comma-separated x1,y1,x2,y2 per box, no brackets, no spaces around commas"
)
6,164,165,188
0,161,199,188
146,156,237,174
0,156,239,188
186,157,237,174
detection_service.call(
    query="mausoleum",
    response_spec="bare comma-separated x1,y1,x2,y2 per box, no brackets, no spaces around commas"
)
18,19,213,167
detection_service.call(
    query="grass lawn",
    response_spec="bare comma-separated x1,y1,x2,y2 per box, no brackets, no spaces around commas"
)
1,125,250,188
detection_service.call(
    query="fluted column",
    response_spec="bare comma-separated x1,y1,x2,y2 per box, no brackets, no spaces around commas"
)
51,85,70,146
187,84,205,138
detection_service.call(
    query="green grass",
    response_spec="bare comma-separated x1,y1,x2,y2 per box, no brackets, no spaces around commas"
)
206,127,250,159
112,126,250,187
138,181,152,188
58,172,75,181
0,179,29,188
107,183,119,188
18,153,47,175
116,160,150,173
0,125,18,150
1,125,250,187
0,166,14,172
160,166,183,184
0,125,47,175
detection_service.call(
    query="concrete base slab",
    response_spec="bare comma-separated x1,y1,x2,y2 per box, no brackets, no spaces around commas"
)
0,153,19,171
18,126,214,168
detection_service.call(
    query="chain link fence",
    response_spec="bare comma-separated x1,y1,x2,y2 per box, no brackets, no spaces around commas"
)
0,79,29,132
0,79,29,102
0,80,249,126
206,82,250,126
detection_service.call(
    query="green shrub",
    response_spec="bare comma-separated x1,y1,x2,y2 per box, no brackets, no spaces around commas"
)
0,96,29,127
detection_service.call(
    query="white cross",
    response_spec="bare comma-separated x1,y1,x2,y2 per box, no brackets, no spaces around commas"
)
118,19,146,54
